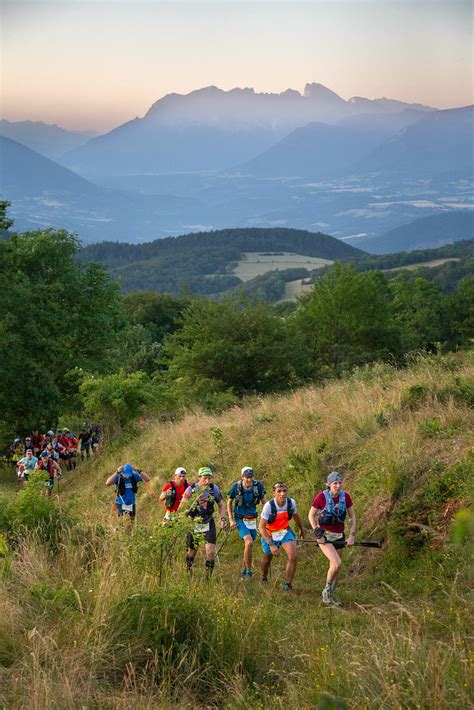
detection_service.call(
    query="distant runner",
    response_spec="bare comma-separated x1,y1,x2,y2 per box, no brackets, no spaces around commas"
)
18,448,38,475
227,466,266,579
259,482,304,591
160,467,188,521
178,466,227,579
35,450,62,497
106,463,150,522
308,471,356,607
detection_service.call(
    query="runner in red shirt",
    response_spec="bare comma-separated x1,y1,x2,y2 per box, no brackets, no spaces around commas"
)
160,467,188,521
308,471,356,607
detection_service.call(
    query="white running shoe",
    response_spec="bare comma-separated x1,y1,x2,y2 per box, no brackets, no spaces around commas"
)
322,587,332,605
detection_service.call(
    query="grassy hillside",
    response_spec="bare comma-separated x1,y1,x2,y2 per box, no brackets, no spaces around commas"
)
1,353,473,708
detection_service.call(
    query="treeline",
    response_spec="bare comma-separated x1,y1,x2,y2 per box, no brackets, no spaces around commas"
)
79,227,362,295
2,202,472,448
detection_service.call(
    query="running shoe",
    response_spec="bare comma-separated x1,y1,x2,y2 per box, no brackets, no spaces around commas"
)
322,587,332,605
283,582,293,592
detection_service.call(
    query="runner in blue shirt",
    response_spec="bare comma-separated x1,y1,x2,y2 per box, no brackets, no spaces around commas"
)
227,466,266,579
106,463,151,522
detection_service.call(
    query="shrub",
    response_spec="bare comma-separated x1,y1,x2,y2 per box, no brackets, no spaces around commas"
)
105,587,274,702
401,384,428,410
3,470,73,545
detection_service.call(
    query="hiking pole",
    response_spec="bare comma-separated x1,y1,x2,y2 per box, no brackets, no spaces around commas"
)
298,540,382,549
216,527,231,556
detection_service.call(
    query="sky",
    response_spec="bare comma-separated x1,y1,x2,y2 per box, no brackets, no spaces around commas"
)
1,0,473,132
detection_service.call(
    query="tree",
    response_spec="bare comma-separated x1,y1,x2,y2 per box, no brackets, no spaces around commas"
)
0,225,122,443
122,291,188,343
162,296,299,404
294,263,400,375
390,273,444,352
80,370,153,433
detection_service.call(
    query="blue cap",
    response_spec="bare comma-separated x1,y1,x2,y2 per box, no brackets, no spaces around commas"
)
122,464,133,475
326,471,344,485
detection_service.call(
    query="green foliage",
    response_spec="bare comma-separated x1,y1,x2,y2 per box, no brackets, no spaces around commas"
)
452,509,474,545
401,384,428,410
0,222,122,443
28,583,80,615
0,199,13,233
294,263,401,375
389,456,472,554
162,295,300,404
390,273,444,352
80,370,153,430
106,586,273,701
2,470,71,544
122,290,188,342
418,418,456,439
80,227,362,295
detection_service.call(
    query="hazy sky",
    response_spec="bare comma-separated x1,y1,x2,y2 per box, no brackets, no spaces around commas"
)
1,0,472,132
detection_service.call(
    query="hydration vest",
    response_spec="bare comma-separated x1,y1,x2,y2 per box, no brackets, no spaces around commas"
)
165,479,189,509
117,473,138,496
267,497,294,525
235,480,263,509
319,490,347,525
188,483,217,519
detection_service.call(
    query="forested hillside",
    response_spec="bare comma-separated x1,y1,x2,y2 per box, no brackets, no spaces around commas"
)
1,201,472,448
79,227,363,294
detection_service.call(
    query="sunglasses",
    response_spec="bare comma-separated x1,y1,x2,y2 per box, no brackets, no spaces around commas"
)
273,482,288,491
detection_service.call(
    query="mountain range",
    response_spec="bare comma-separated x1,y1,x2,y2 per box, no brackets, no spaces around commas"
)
60,83,435,176
1,82,472,249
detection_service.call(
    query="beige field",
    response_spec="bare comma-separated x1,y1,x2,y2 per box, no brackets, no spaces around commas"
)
232,252,333,281
277,277,314,302
386,257,461,272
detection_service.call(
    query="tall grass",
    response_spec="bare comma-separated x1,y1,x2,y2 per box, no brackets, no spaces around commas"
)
1,353,472,708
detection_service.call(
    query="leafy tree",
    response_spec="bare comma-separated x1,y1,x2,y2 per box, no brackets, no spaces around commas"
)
294,263,400,375
162,296,299,404
390,273,444,352
0,224,122,443
443,276,474,348
122,291,188,342
80,370,153,433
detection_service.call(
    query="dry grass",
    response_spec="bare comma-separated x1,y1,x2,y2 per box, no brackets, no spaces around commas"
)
1,353,473,708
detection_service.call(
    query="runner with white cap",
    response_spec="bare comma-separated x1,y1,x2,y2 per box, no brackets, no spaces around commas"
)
160,466,189,521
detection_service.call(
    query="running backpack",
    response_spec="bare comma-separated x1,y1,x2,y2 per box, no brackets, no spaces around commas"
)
165,479,189,508
235,480,264,508
267,498,294,525
117,473,138,496
319,490,347,525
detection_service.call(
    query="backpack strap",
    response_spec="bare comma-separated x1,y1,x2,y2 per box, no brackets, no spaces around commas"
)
287,497,294,520
268,498,277,524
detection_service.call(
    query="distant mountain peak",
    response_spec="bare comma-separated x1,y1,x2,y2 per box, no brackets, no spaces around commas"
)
303,83,345,103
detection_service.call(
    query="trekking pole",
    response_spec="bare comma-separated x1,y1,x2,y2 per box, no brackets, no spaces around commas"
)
298,540,382,549
216,527,231,557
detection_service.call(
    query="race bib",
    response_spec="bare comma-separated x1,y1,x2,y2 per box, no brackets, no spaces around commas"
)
325,532,343,542
194,522,210,534
121,503,134,513
244,518,257,530
271,530,287,542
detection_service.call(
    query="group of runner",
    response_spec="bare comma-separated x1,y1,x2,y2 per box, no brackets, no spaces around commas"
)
11,427,101,493
107,463,356,606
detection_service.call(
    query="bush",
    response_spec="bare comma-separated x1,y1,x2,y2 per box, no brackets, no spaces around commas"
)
105,586,274,702
2,470,72,545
